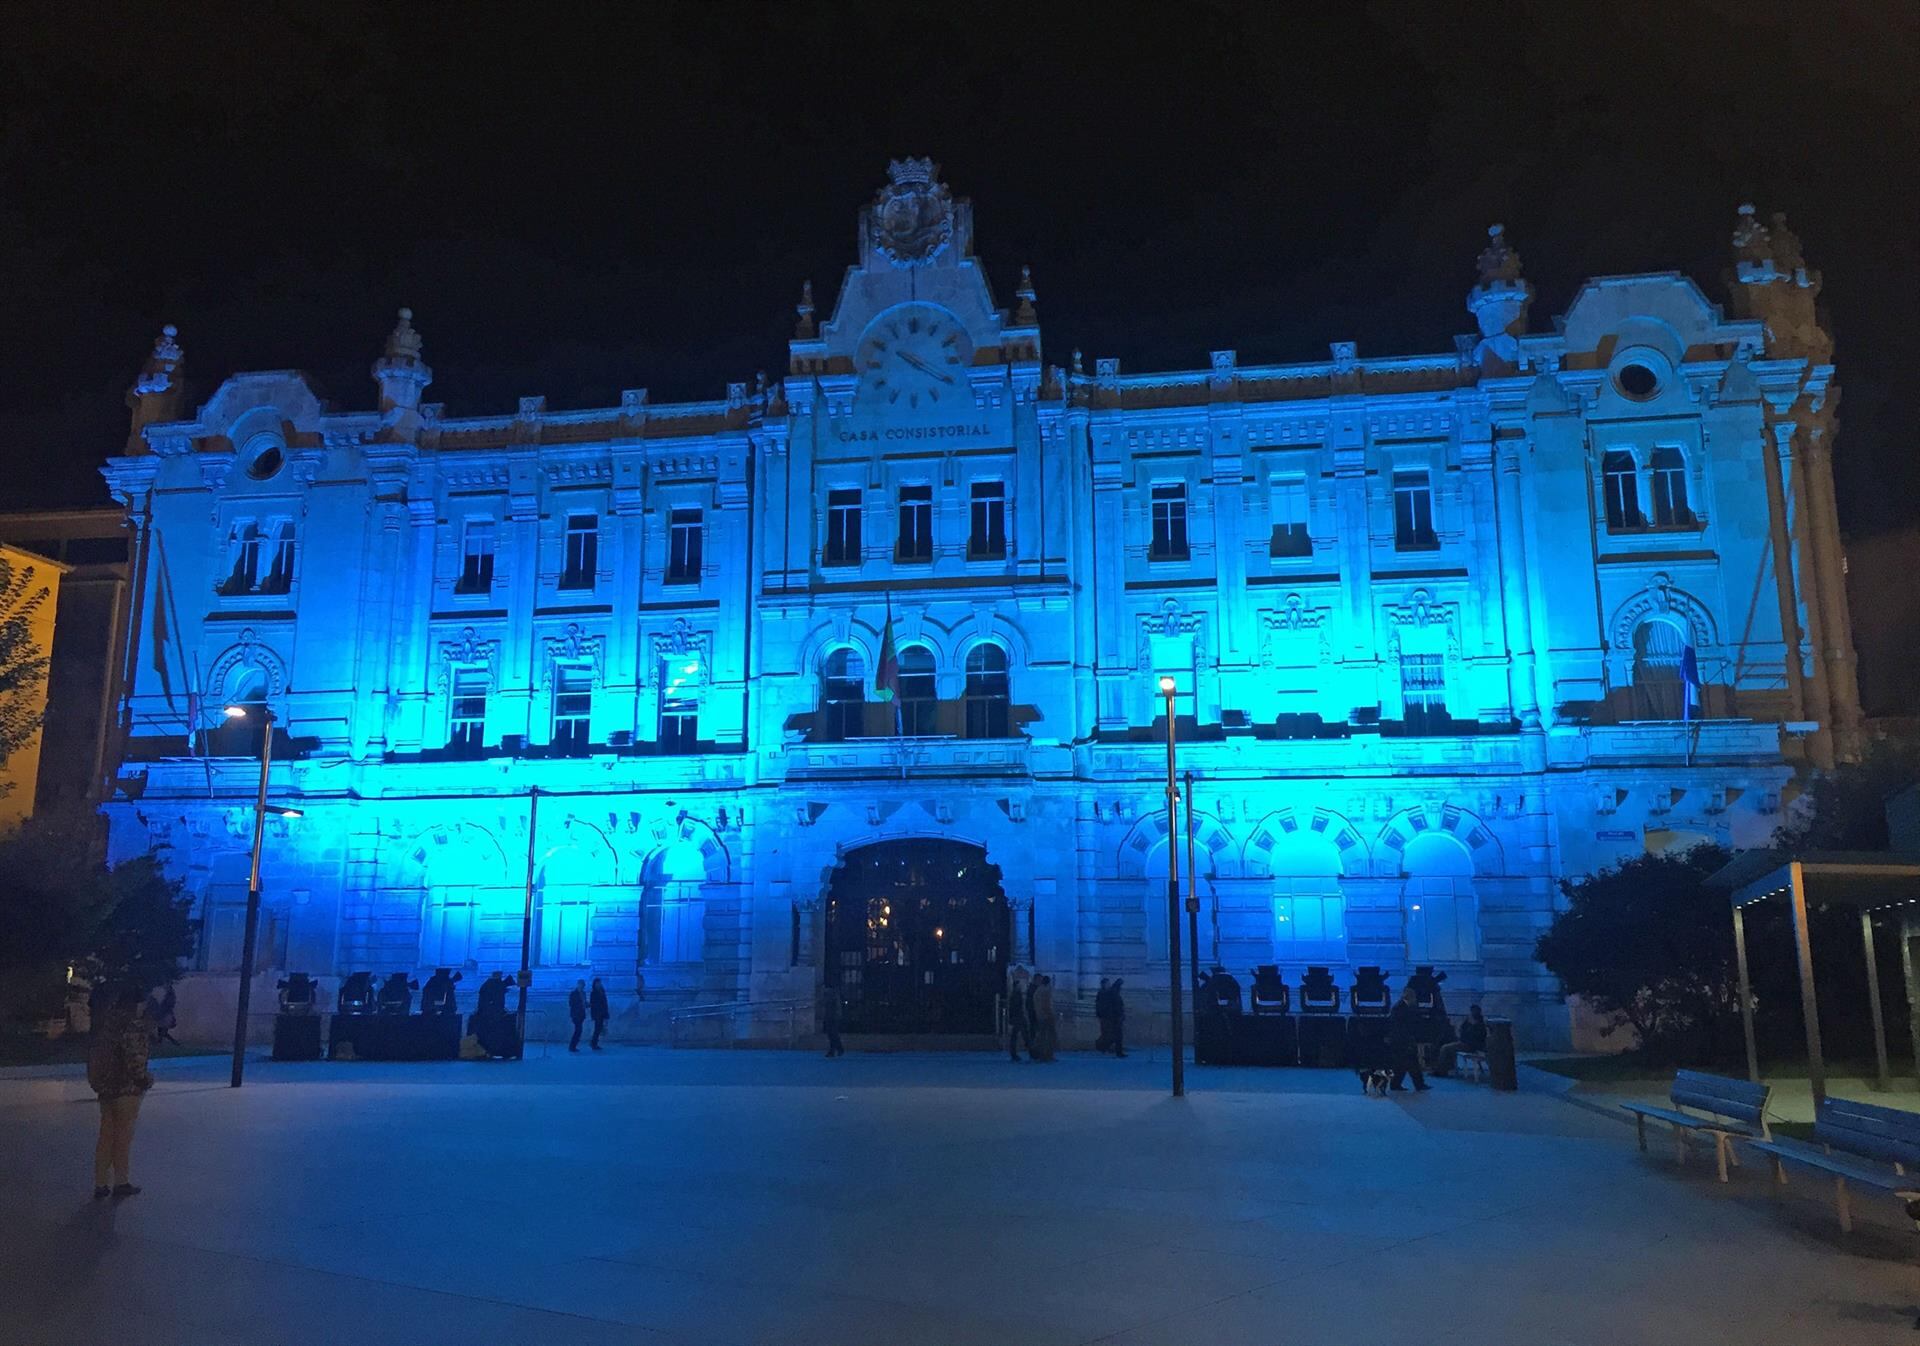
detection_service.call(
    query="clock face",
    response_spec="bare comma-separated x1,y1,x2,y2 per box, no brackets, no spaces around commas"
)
856,306,972,410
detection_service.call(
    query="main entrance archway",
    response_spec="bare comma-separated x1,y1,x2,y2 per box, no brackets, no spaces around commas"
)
826,840,1009,1034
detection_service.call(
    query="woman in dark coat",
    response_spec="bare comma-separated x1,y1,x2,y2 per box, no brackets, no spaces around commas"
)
88,984,154,1199
567,980,588,1052
588,977,611,1050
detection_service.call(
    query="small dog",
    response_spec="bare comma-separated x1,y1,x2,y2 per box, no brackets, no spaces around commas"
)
1359,1068,1394,1097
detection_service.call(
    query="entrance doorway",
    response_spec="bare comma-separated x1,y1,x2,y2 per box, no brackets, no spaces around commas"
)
826,840,1009,1034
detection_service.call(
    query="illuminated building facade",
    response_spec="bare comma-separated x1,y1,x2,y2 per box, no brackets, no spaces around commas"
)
100,164,1859,1046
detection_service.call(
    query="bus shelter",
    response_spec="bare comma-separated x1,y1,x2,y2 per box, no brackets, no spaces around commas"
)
1713,852,1920,1103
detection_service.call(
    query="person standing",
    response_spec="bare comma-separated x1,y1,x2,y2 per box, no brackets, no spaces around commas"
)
88,984,153,1199
588,977,610,1050
1386,984,1430,1092
1030,975,1058,1062
822,986,844,1059
1006,966,1032,1062
1108,978,1127,1058
1093,978,1114,1054
567,980,587,1052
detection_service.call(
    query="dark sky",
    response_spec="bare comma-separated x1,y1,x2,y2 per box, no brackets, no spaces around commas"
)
3,1,1917,693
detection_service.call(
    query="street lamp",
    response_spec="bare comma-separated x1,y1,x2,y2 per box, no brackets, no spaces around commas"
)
223,703,299,1088
1158,676,1185,1098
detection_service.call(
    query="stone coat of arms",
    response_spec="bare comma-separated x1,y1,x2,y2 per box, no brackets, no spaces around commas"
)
872,158,953,267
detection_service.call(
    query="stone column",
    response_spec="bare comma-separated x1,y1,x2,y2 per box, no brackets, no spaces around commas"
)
1494,440,1541,729
1009,895,1035,966
1803,423,1863,752
1776,422,1834,766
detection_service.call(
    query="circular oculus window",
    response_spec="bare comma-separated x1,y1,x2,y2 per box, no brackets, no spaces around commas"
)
1615,362,1661,400
246,444,285,480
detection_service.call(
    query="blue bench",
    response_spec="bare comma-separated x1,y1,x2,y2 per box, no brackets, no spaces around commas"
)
1620,1070,1771,1183
1748,1096,1920,1233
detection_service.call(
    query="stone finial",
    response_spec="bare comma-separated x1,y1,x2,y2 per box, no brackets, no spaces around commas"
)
373,305,432,421
1071,348,1084,377
385,306,424,360
1466,224,1533,368
795,280,816,339
1476,224,1524,285
126,323,186,452
1732,203,1770,261
1014,265,1037,326
1727,202,1827,360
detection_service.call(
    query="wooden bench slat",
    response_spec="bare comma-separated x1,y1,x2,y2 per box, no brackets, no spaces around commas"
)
1621,1103,1759,1135
1749,1139,1920,1193
1674,1070,1769,1106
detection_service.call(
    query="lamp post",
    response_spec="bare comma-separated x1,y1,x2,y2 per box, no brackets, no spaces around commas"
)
1158,676,1184,1098
1185,769,1201,999
224,704,302,1089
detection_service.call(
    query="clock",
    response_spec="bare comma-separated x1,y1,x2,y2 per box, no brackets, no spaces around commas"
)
856,305,972,410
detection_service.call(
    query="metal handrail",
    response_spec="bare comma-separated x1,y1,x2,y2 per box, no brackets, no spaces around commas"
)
667,997,814,1048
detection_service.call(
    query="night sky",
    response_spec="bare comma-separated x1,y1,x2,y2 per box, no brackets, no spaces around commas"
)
4,2,1917,701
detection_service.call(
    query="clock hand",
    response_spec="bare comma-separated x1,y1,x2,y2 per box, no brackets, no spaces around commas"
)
897,351,955,384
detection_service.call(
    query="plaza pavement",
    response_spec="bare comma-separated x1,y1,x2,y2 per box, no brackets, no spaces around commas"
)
3,1045,1918,1345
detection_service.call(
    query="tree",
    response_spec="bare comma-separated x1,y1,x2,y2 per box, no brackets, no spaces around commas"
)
1775,733,1920,852
1534,844,1736,1060
0,813,193,1022
0,554,51,785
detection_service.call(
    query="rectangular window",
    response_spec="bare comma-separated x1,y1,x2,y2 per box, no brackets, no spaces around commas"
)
1393,472,1437,550
1150,483,1189,561
258,521,296,594
969,480,1007,559
1269,476,1310,558
667,508,703,583
1401,652,1447,735
448,670,488,756
551,665,592,755
825,489,863,566
224,521,262,595
459,519,496,593
1602,453,1643,531
561,514,598,589
1650,447,1694,526
658,656,701,752
896,484,933,562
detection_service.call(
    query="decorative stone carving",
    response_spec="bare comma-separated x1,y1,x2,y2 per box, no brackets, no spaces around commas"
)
1138,598,1205,670
1383,589,1461,663
206,628,289,701
1608,572,1716,652
543,623,604,684
871,158,954,267
437,627,498,690
1260,594,1334,667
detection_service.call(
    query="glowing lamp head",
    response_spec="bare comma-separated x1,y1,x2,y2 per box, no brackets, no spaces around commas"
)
224,704,249,719
1157,676,1177,696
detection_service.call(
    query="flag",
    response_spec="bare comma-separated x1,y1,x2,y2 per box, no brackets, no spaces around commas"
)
1680,645,1702,723
874,603,901,704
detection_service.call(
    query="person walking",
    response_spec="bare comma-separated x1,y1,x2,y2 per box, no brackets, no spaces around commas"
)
1030,975,1058,1062
1093,978,1114,1054
88,983,154,1199
1386,984,1430,1092
1006,965,1032,1062
588,977,610,1050
1108,978,1127,1058
567,980,588,1052
822,986,845,1059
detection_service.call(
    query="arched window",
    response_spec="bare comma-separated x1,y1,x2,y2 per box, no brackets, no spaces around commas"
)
820,648,866,741
1631,617,1688,720
209,667,270,757
897,645,937,736
1266,833,1345,965
1602,452,1642,530
1401,832,1478,964
1649,447,1693,526
963,644,1010,739
641,843,708,966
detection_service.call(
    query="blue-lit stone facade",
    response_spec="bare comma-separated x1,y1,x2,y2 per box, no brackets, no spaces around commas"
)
100,167,1859,1047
